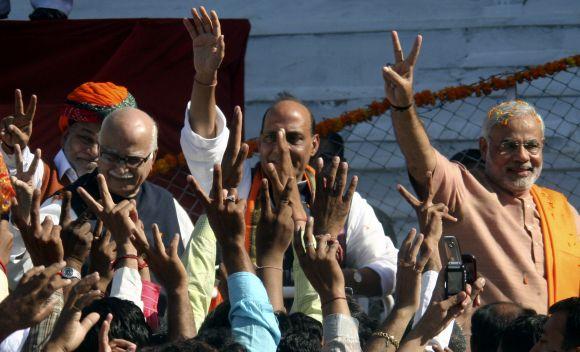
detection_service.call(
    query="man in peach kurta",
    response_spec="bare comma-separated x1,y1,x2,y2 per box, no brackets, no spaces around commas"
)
380,31,579,316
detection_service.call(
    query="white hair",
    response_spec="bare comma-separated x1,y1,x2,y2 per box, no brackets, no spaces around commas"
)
482,100,545,140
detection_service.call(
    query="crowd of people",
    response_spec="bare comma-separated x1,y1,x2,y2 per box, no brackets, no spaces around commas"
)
0,6,578,352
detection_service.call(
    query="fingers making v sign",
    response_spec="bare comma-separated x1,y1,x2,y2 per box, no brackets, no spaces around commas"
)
382,31,422,109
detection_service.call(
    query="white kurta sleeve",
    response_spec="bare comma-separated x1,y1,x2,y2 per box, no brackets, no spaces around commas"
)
344,192,398,294
412,271,454,351
173,198,194,248
180,102,229,195
110,266,144,311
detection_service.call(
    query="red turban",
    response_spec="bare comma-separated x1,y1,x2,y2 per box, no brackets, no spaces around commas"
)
58,82,137,133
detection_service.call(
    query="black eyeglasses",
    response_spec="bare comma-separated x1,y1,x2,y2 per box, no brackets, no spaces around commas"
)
99,147,153,168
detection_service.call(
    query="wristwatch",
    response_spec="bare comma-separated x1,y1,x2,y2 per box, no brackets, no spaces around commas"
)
353,270,363,284
61,267,81,280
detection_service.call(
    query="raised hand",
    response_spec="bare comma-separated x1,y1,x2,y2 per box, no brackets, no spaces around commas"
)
13,188,64,266
183,6,224,83
293,217,345,306
0,89,37,151
98,314,137,352
0,261,71,340
393,228,432,313
188,165,253,275
311,156,358,237
0,220,13,270
188,165,246,250
14,143,41,186
221,106,249,190
256,178,295,264
401,290,471,349
45,272,103,352
262,129,307,224
398,172,457,271
130,224,196,340
89,230,116,292
60,191,100,270
382,31,422,108
77,174,138,252
131,224,186,292
9,144,41,224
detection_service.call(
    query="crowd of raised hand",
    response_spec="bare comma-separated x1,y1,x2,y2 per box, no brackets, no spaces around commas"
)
0,5,578,352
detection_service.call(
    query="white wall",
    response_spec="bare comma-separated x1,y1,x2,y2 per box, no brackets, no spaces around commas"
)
6,0,580,241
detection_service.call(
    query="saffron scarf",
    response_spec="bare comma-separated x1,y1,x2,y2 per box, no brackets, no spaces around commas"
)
0,153,15,213
530,185,580,306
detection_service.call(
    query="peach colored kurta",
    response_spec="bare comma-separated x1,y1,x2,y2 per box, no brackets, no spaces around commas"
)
428,150,579,314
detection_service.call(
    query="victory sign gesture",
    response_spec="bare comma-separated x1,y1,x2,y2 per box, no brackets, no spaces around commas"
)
0,89,37,152
382,31,422,108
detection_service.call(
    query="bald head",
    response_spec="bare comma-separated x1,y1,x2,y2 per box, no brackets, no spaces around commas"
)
261,97,315,136
99,107,158,153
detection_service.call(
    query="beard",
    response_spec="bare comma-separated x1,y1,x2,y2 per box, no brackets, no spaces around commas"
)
485,160,542,194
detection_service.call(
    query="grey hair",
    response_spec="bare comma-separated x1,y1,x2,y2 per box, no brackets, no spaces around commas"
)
482,100,545,140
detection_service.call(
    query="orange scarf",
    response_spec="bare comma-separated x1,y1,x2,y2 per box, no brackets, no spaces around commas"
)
530,185,580,306
0,153,15,213
244,165,316,260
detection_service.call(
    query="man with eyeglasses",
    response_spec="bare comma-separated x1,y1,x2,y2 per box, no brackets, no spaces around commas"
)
1,82,137,203
382,32,579,318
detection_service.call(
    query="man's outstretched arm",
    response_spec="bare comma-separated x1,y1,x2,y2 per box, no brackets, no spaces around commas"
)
183,6,225,138
382,31,436,186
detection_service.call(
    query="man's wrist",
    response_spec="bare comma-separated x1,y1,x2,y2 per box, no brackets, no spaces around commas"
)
1,142,14,155
256,254,284,267
64,257,84,272
194,71,218,86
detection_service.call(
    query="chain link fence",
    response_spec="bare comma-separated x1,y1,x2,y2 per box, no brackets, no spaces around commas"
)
151,63,580,246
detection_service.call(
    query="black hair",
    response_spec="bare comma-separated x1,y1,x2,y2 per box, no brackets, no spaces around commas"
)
275,312,322,352
198,301,231,331
548,297,580,350
499,314,547,352
195,327,247,352
471,302,535,352
140,339,218,352
260,92,316,136
76,297,152,352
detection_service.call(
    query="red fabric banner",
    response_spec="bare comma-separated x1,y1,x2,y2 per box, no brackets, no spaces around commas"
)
0,18,250,158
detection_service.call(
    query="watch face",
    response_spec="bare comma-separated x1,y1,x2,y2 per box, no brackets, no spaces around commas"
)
62,267,73,277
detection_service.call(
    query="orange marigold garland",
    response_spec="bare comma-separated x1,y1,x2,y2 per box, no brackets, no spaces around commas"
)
151,54,579,175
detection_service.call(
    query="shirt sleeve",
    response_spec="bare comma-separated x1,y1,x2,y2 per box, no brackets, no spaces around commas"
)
422,149,469,214
110,267,144,311
0,270,9,302
174,198,194,249
180,102,229,195
412,270,454,351
290,241,322,322
227,271,281,352
182,215,217,327
322,314,363,352
345,192,398,294
1,146,44,190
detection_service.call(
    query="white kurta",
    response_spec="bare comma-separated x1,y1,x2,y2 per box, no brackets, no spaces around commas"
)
180,103,398,294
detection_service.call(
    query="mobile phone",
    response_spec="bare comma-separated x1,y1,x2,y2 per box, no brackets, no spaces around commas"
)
462,253,477,285
443,236,467,298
